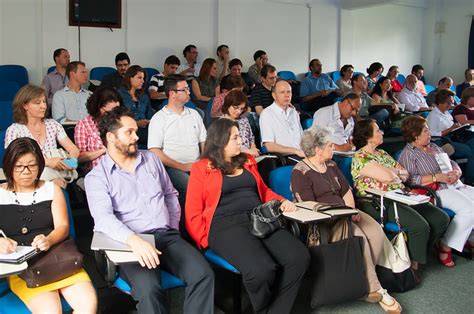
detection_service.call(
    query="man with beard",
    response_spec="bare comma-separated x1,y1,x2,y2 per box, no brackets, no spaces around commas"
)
84,106,214,314
101,52,130,89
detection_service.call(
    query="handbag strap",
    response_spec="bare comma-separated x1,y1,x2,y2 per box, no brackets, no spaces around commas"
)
380,194,402,231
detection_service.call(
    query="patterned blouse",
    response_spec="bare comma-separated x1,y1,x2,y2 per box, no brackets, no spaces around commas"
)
221,115,255,150
351,149,404,196
4,119,67,153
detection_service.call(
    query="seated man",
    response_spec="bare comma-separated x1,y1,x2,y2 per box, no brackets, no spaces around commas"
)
251,64,277,116
215,44,230,81
220,58,254,95
456,68,474,98
248,50,268,85
148,75,206,231
398,74,431,112
313,93,361,153
178,44,201,80
260,80,304,158
52,61,91,123
211,75,245,118
41,48,70,109
426,77,457,106
101,52,130,89
148,55,181,109
85,106,214,313
411,64,427,96
300,59,339,112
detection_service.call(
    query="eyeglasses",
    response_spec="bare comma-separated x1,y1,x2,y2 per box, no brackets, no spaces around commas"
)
13,164,39,173
231,105,246,112
347,101,359,113
173,86,190,93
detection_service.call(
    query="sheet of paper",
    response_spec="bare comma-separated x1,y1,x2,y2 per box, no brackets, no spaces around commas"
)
105,250,138,264
0,246,37,263
283,209,330,223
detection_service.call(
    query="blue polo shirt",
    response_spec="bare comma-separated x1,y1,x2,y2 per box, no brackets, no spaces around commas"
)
300,73,338,97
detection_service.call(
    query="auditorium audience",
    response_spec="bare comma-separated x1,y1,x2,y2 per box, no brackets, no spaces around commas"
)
191,58,220,111
100,52,130,90
178,44,201,80
456,68,474,98
351,119,450,272
186,118,309,314
215,44,230,81
335,64,354,96
370,76,401,115
411,64,427,96
41,48,70,108
248,50,268,85
0,138,97,313
300,59,339,111
211,75,245,118
74,87,121,172
85,107,214,313
220,58,254,94
351,74,390,127
221,90,259,156
366,62,384,94
260,80,304,158
386,65,403,94
398,115,474,267
398,74,431,112
452,87,474,125
148,74,206,232
251,64,277,115
5,85,79,188
148,55,181,106
52,61,91,123
118,65,155,146
426,77,456,106
291,125,402,314
313,93,361,152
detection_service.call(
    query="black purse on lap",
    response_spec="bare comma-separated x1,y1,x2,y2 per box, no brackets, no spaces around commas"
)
249,200,285,238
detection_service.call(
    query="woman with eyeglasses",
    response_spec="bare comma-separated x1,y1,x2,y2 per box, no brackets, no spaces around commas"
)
0,138,97,313
220,90,259,157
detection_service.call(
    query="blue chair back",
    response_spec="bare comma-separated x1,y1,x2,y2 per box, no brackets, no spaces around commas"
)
277,71,297,81
424,84,435,94
0,130,6,164
302,118,313,130
0,65,28,87
397,74,406,85
185,101,197,109
0,101,14,130
47,66,55,74
268,166,294,200
330,71,341,82
90,67,116,81
144,67,159,82
353,71,364,77
337,156,354,187
0,82,20,101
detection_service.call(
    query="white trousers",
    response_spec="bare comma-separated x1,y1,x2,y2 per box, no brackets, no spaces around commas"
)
437,185,474,251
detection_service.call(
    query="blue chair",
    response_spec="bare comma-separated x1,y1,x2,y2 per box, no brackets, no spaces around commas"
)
268,166,294,200
424,84,435,94
0,101,13,131
144,67,159,82
89,67,116,81
0,65,28,87
206,98,214,126
330,71,341,82
184,100,197,110
353,71,364,77
0,82,20,101
47,66,55,74
454,95,461,104
0,190,75,313
337,156,354,187
0,130,6,164
302,118,313,130
277,71,297,81
397,74,406,85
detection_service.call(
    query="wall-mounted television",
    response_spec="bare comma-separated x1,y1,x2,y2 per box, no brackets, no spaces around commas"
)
69,0,121,29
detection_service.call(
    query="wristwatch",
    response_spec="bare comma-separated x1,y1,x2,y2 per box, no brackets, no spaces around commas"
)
432,174,437,183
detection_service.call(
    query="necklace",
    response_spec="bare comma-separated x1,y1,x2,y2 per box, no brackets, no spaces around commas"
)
12,190,37,235
304,159,338,194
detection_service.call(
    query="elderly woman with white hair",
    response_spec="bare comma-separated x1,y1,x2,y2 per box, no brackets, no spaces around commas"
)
290,125,402,314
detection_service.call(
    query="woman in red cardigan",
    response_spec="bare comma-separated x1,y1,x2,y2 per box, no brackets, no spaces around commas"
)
186,118,309,314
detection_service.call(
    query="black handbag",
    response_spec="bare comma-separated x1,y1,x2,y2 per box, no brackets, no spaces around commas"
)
308,219,368,309
249,200,285,238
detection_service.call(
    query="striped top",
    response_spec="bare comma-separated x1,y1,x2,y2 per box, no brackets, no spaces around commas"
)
398,143,460,190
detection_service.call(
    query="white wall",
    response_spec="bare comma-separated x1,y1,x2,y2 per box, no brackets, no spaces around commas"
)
0,0,471,86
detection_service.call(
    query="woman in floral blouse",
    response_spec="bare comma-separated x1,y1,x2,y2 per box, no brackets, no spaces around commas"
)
351,118,449,273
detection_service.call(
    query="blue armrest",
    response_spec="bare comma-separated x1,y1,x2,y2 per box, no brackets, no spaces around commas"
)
204,249,240,274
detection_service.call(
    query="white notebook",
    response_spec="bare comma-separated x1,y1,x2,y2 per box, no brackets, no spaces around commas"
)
283,209,331,223
0,246,38,264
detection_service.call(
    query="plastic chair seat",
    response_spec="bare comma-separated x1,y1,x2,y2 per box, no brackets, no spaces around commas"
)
302,118,313,130
113,270,185,295
384,222,407,233
277,71,297,81
442,207,456,219
268,166,294,200
204,249,239,274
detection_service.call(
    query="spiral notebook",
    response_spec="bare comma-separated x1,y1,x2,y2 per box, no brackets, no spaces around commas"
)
0,246,38,264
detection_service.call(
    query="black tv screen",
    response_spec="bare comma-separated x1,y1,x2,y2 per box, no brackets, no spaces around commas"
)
69,0,121,28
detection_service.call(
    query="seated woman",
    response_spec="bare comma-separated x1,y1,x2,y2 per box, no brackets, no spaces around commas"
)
191,58,220,111
386,66,403,94
351,119,450,272
452,86,474,125
370,76,401,116
186,118,309,314
336,64,354,97
211,75,245,118
366,62,384,94
5,84,80,188
291,126,402,314
220,90,259,157
118,65,155,146
74,86,121,172
399,115,474,265
0,137,97,313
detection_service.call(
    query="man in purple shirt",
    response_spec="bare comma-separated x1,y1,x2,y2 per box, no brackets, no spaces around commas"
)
41,48,70,110
85,106,214,314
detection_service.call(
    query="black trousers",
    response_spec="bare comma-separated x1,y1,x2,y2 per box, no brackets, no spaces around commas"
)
120,229,214,314
209,213,310,314
301,91,339,112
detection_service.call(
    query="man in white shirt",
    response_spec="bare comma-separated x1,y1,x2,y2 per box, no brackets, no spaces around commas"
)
260,80,304,158
398,74,431,112
52,61,91,123
427,89,462,137
312,93,361,152
148,74,206,233
178,44,201,80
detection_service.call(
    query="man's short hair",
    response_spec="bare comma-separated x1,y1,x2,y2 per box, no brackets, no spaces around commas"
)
342,92,361,102
164,74,187,98
411,64,424,74
164,55,180,66
434,89,455,105
183,44,197,58
229,58,243,69
253,50,266,61
53,48,67,63
260,64,276,78
438,76,452,85
99,106,135,146
66,61,86,79
115,52,130,65
216,45,229,55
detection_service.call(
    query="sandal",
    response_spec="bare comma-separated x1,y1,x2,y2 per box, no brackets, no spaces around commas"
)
437,242,455,268
364,291,383,303
377,289,402,314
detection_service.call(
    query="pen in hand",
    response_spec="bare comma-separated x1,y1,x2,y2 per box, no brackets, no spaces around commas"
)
0,229,17,254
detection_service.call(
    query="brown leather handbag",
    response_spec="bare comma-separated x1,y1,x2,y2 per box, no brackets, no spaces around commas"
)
19,239,83,288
